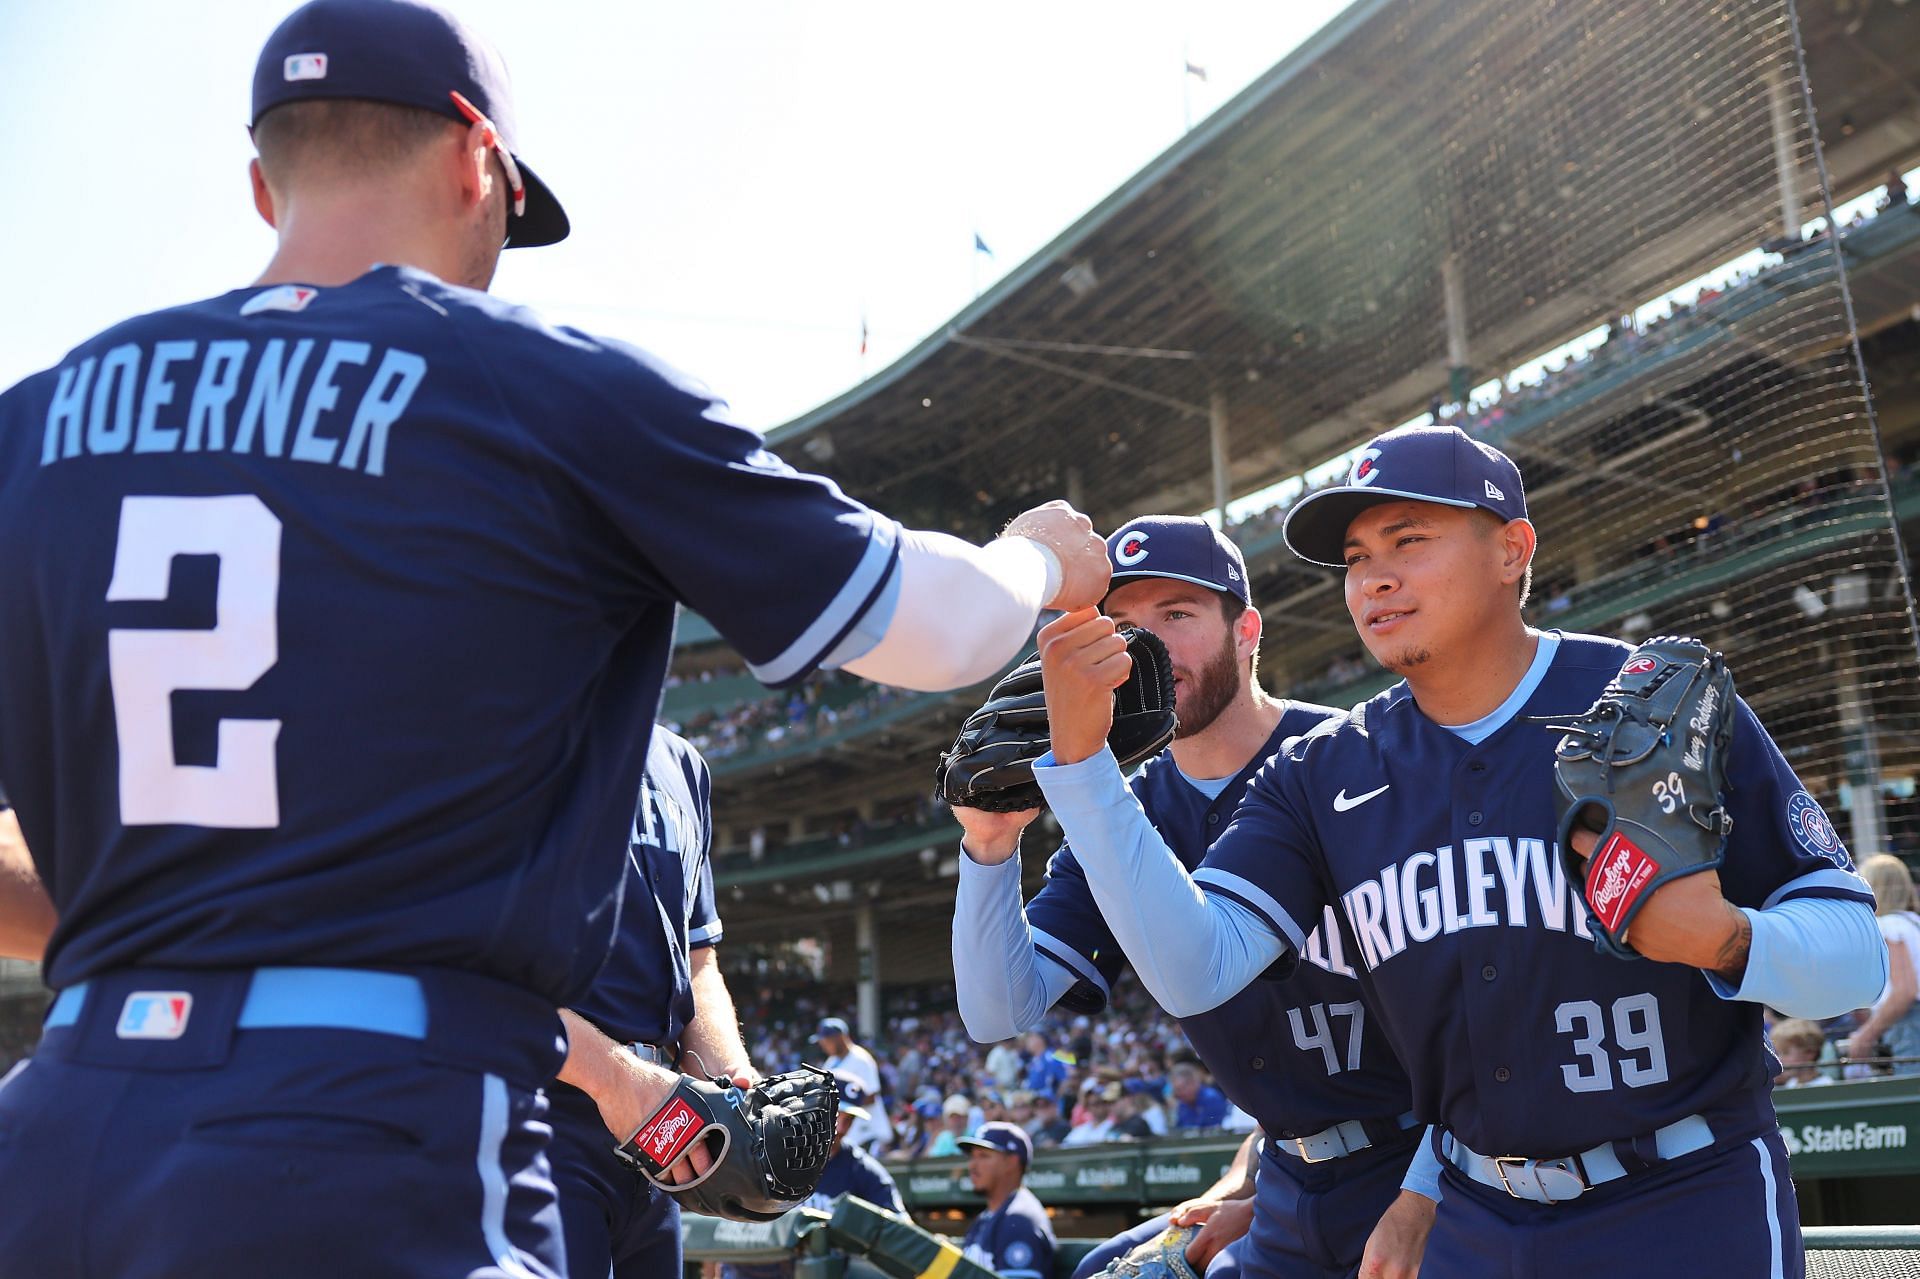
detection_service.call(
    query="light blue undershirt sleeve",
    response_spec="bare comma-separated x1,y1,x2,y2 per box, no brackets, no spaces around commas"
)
1033,746,1288,1018
1400,1129,1444,1203
1440,632,1560,744
1703,896,1889,1018
952,848,1082,1043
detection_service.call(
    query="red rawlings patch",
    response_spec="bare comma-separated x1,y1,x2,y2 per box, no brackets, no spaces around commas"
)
1585,832,1659,934
635,1096,704,1166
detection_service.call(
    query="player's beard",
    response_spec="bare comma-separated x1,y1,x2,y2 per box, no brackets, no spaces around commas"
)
1380,646,1433,673
1174,631,1241,739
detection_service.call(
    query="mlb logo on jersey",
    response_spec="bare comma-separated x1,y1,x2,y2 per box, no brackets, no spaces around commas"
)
116,992,192,1040
240,285,319,316
283,53,328,81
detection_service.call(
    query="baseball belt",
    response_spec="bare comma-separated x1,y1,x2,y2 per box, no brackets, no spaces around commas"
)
1269,1110,1421,1164
1441,1113,1715,1204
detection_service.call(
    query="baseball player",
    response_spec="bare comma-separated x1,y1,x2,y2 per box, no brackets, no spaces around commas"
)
1028,425,1890,1278
0,1,1111,1273
811,1016,896,1152
951,516,1433,1279
721,1072,908,1279
547,727,758,1279
958,1122,1057,1279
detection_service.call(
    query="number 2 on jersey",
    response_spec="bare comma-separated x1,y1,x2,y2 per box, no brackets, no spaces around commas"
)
107,495,283,828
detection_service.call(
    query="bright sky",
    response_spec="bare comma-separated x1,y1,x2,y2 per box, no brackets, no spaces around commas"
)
0,0,1352,433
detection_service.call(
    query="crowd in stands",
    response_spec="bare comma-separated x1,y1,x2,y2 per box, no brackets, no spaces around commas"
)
738,973,1259,1162
667,669,915,762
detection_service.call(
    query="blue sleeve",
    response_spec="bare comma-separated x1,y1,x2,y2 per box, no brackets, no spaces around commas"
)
1703,896,1888,1018
518,330,902,687
1031,747,1289,1018
686,748,721,946
1401,1129,1445,1202
1719,698,1876,910
1192,743,1332,950
1025,844,1129,1000
856,1157,907,1214
952,849,1085,1041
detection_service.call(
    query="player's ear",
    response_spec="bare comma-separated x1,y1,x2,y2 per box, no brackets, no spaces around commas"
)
248,158,278,229
1234,604,1262,658
455,118,494,211
1498,518,1537,588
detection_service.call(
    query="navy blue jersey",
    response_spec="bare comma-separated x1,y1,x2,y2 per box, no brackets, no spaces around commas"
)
1026,708,1414,1139
571,728,719,1047
0,268,898,1002
961,1186,1055,1279
1196,632,1876,1157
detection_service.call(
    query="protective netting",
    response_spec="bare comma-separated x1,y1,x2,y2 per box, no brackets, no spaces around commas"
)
1806,1246,1920,1279
682,0,1920,1047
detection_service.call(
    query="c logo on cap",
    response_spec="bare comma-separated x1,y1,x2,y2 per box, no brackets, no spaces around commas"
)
1114,530,1151,566
1351,448,1383,487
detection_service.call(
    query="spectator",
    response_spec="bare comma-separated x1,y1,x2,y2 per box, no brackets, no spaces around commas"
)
1170,1060,1230,1130
1021,1030,1072,1099
1845,855,1920,1078
885,1098,938,1164
1062,1082,1122,1146
986,1037,1023,1089
957,1124,1055,1279
1111,1092,1157,1141
927,1094,975,1158
812,1017,896,1152
1771,1019,1836,1089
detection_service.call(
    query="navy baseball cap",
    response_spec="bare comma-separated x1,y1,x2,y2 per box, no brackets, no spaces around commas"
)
1105,515,1250,605
252,0,569,248
958,1121,1033,1168
812,1017,850,1042
1283,426,1527,568
830,1071,872,1121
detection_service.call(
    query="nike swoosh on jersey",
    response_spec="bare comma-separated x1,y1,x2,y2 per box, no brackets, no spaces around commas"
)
1333,784,1391,812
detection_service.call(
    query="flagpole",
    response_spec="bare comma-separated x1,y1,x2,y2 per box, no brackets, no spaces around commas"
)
1182,41,1192,132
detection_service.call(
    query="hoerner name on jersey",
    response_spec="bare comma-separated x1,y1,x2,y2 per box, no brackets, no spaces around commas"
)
40,337,426,476
1340,835,1593,970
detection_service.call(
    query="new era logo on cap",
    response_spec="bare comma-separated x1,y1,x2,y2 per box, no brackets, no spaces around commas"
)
1484,479,1505,501
283,52,328,81
117,991,192,1040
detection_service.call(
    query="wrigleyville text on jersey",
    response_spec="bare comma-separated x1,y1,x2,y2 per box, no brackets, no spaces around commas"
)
1339,834,1600,970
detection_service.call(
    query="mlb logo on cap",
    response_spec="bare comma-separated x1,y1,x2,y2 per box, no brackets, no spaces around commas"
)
282,52,328,81
116,991,193,1040
1283,425,1528,567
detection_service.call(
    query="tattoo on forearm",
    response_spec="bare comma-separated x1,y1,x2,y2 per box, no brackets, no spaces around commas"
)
1711,907,1752,979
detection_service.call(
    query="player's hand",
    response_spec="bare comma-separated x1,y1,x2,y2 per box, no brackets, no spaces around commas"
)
1174,1196,1254,1268
1038,608,1129,765
1002,501,1110,612
1357,1189,1434,1279
955,805,1043,866
1567,828,1750,977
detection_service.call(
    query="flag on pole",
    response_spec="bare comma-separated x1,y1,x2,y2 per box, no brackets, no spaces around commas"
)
1185,60,1208,81
973,232,994,258
859,314,869,356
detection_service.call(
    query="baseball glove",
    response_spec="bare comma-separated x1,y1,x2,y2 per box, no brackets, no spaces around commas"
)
934,626,1178,812
1548,636,1736,960
617,1064,839,1221
1095,1225,1202,1279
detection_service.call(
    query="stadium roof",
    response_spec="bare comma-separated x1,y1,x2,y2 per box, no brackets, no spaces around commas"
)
764,0,1920,541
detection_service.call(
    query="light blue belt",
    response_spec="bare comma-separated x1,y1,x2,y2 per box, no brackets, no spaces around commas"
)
1442,1113,1715,1204
46,968,429,1039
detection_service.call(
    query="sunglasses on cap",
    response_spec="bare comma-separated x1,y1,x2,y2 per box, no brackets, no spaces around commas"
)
449,91,526,220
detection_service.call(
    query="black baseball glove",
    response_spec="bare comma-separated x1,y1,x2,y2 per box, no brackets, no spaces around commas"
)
617,1064,838,1221
934,625,1178,812
1548,636,1736,960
